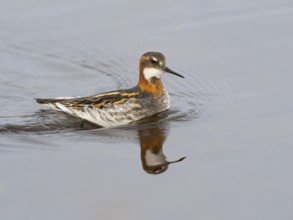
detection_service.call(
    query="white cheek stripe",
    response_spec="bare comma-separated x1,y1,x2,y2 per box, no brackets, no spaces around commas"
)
143,68,163,81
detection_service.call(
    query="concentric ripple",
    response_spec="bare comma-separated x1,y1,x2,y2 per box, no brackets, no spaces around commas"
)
0,36,236,139
0,55,223,136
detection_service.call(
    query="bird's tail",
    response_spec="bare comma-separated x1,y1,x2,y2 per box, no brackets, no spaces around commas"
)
35,98,61,104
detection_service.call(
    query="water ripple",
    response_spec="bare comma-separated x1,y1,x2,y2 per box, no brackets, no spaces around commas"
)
0,40,236,137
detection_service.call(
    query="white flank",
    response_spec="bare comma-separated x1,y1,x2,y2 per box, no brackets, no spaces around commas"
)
47,102,134,127
143,67,164,81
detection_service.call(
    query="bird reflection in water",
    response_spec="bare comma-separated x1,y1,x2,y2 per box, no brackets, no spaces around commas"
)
138,125,186,175
32,109,186,175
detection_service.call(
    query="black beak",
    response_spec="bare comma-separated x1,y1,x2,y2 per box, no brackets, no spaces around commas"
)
165,67,184,78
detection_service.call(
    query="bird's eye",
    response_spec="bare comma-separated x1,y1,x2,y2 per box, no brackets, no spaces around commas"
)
150,58,157,64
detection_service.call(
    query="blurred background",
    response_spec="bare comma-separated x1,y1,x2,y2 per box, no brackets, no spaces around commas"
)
0,0,293,219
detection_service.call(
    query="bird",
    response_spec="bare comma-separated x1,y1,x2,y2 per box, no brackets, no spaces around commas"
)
36,52,184,127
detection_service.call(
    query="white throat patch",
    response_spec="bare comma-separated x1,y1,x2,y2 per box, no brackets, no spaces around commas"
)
143,68,163,81
145,149,166,166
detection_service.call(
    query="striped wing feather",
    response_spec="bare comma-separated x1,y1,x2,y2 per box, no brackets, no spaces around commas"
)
36,90,139,110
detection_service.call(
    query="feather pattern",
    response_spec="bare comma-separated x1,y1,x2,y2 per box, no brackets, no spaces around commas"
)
36,86,170,127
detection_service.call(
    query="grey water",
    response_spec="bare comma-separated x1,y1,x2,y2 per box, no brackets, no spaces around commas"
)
1,0,293,219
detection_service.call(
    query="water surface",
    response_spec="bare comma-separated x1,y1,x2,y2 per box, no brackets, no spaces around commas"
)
1,0,293,219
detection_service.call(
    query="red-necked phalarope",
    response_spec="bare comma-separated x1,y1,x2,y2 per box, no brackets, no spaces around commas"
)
36,52,184,127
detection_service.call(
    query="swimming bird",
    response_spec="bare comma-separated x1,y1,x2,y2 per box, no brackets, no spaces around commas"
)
36,52,184,127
